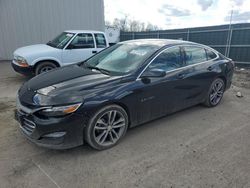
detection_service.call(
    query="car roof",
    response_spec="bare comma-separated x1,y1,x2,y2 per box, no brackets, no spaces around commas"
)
120,39,197,47
64,30,105,34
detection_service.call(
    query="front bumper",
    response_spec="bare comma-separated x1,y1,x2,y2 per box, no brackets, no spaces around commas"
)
11,60,33,76
14,109,85,149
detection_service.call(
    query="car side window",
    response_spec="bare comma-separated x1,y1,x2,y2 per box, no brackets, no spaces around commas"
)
69,33,95,49
148,47,183,72
94,34,107,48
206,49,217,60
184,46,207,65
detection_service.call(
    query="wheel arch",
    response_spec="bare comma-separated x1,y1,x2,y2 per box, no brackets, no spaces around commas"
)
33,59,60,73
113,101,131,126
84,101,131,150
96,101,131,127
217,75,227,88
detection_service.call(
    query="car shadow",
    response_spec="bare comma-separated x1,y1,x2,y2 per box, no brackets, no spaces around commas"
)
45,103,207,155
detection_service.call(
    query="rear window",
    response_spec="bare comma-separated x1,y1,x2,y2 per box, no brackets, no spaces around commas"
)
94,34,107,48
184,46,207,65
206,49,217,60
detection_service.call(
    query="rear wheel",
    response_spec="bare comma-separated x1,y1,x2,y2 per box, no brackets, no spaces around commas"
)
35,61,57,75
204,78,225,107
85,105,128,150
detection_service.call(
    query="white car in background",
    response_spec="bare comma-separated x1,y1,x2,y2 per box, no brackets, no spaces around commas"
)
12,30,109,76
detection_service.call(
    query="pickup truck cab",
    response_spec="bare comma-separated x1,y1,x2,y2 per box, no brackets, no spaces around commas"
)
12,30,109,75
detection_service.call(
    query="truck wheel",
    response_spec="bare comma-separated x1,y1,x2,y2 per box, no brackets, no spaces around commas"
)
35,62,57,75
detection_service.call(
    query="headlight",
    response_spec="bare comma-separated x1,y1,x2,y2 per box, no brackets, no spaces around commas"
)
15,56,29,67
38,103,82,117
37,86,56,96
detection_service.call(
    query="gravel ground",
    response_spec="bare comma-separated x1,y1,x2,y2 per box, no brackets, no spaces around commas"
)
0,61,249,188
233,67,250,89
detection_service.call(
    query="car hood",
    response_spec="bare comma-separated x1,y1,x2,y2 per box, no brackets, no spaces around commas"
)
19,65,122,106
14,44,58,57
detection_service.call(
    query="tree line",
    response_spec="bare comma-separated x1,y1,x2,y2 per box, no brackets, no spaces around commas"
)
105,16,161,32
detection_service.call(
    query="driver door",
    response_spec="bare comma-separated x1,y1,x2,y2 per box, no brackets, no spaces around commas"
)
62,33,97,65
135,46,186,124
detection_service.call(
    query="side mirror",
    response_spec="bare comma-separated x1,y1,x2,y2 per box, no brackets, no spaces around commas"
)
141,68,166,78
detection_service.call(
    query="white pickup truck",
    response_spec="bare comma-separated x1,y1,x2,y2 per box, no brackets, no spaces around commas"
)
12,30,109,75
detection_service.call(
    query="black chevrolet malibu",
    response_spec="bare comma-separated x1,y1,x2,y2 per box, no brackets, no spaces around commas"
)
15,39,234,150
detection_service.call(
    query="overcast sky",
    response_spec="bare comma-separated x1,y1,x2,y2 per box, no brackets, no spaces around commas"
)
104,0,250,29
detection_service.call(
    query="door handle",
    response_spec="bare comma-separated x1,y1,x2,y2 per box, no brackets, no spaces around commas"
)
92,50,97,54
207,66,213,71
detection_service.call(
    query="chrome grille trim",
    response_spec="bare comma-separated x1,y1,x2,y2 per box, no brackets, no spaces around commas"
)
21,117,36,134
23,118,36,128
16,97,50,115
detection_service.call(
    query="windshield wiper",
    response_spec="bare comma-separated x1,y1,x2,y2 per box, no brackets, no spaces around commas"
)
86,65,110,75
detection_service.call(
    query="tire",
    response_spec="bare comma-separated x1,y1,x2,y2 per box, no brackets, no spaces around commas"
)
203,78,225,107
35,61,57,75
85,105,129,150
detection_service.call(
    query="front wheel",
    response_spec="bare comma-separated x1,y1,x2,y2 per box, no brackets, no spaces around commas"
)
203,78,225,107
35,62,57,75
85,105,129,150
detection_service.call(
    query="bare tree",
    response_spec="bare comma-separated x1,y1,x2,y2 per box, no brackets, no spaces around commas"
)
112,15,129,31
107,17,161,32
146,23,154,31
153,25,161,31
129,20,145,32
139,22,145,32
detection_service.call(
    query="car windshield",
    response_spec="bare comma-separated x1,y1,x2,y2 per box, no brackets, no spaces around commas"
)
84,42,161,75
47,32,74,49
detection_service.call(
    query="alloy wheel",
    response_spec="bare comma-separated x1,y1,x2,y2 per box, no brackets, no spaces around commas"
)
93,110,126,146
209,80,224,105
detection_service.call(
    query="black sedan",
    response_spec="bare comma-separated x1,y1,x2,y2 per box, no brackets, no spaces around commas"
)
15,39,234,150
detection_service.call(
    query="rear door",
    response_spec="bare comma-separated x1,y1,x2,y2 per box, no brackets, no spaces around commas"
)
135,45,220,124
178,45,219,108
62,33,96,64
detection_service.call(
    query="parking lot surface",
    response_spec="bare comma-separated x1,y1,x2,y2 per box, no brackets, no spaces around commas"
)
0,61,250,188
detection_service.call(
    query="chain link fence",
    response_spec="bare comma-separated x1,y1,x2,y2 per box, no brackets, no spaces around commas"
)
120,23,250,63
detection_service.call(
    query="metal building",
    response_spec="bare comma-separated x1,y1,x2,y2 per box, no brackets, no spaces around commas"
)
0,0,105,60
